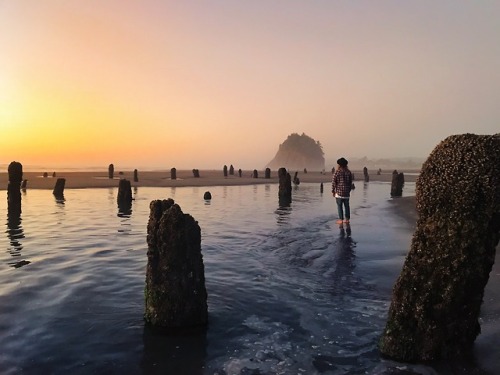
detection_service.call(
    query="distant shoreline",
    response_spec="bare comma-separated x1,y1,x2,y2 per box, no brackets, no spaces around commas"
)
0,169,420,190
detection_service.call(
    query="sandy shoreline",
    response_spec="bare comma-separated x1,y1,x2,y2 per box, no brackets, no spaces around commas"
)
0,169,419,190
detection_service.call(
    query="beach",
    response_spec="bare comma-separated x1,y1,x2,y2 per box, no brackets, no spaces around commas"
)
0,168,419,190
0,170,500,374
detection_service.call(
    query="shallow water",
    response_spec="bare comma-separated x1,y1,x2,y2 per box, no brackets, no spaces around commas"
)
0,181,493,374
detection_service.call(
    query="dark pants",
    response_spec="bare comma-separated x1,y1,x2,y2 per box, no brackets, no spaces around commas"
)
336,197,350,220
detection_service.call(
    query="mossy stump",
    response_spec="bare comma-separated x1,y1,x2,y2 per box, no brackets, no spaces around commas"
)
379,133,500,361
145,199,208,330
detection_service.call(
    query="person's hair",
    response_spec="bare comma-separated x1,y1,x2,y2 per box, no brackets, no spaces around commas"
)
337,157,348,167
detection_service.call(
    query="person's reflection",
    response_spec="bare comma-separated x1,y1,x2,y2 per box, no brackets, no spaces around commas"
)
329,223,355,294
6,211,29,268
141,325,207,374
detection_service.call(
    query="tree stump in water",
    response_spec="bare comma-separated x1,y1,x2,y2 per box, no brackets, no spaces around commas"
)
379,133,500,361
145,199,208,331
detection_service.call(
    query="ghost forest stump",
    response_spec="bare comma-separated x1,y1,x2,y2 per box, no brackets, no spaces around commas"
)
145,199,208,331
7,161,23,216
379,133,500,362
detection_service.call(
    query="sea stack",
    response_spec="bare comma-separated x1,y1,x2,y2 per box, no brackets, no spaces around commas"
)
145,199,208,330
379,133,500,361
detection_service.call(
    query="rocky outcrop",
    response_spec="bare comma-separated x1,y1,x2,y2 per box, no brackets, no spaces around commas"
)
379,133,500,361
267,133,325,171
145,199,208,330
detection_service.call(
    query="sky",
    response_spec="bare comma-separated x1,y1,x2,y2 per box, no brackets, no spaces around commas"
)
1,1,499,170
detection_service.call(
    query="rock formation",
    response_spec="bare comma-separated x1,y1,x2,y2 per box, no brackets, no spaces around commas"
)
267,133,325,171
192,169,200,178
134,169,139,182
229,165,234,175
223,165,228,177
253,169,258,178
203,191,212,200
379,133,500,361
145,199,208,330
278,167,292,206
363,167,369,182
170,168,177,180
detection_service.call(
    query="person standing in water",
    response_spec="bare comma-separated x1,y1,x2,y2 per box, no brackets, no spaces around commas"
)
332,157,355,224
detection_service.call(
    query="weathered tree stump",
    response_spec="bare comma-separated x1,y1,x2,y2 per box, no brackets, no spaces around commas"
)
253,169,258,178
7,161,23,216
363,167,369,182
53,178,66,198
117,179,132,207
108,164,114,179
265,168,271,179
379,133,500,362
278,167,292,206
134,169,139,182
223,165,228,177
145,199,208,330
170,168,177,180
390,170,403,197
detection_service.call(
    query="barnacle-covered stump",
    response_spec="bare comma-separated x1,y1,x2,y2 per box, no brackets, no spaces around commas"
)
379,133,500,361
278,167,292,206
145,199,208,330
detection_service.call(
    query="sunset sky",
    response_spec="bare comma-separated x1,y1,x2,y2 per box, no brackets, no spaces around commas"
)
1,1,499,170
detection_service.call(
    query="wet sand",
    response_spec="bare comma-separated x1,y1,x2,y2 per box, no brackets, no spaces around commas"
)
0,169,419,190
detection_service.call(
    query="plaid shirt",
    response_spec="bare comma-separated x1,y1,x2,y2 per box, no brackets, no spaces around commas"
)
332,168,353,198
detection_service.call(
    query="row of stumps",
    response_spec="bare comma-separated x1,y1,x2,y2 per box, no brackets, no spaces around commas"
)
7,162,67,213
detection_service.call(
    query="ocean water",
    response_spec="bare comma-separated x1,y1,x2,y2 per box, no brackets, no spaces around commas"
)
0,181,492,374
